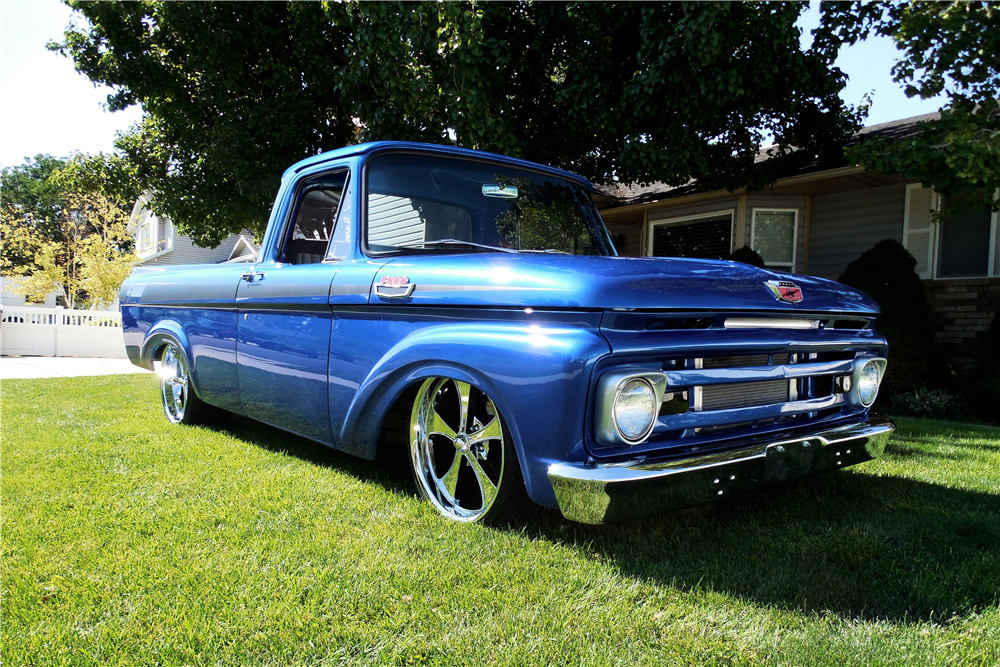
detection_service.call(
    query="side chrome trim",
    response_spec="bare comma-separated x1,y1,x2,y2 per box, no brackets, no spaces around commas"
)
549,414,895,524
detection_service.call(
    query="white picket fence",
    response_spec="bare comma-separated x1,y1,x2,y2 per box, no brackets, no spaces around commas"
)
0,306,127,358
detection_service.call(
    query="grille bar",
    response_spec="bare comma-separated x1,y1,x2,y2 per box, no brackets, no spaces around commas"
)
701,379,789,411
663,358,854,387
661,394,844,430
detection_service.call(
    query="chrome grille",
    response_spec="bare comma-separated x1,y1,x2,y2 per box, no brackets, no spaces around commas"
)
703,353,789,369
700,379,789,411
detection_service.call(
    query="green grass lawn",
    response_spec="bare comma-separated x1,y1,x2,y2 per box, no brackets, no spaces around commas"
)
2,374,998,666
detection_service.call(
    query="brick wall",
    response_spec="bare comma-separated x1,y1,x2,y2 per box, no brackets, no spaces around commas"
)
924,277,1000,371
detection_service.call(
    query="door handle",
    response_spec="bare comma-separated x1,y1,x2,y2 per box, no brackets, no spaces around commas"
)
241,272,265,284
374,283,415,299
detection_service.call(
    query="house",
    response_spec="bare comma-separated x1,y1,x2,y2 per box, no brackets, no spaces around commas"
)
129,193,259,266
595,113,999,371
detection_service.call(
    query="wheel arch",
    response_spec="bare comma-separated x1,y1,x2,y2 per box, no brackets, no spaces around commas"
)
339,359,538,498
140,322,206,400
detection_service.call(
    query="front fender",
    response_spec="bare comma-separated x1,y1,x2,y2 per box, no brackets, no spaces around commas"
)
337,321,611,508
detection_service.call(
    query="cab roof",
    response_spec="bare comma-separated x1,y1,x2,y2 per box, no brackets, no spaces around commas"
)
283,141,594,191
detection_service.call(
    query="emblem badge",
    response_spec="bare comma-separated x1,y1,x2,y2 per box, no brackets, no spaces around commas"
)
765,280,803,303
380,276,410,287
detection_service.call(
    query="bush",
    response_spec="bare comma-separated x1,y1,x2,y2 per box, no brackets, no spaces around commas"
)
963,311,1000,423
729,245,765,268
839,239,944,398
890,387,967,421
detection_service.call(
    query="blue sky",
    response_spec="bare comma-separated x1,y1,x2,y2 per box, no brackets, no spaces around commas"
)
0,0,949,168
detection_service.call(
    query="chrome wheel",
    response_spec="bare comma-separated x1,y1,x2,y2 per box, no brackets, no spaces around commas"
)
410,378,506,522
156,343,190,424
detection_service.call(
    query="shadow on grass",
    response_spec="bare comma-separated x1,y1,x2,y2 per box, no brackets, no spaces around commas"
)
531,470,1000,624
215,414,999,624
210,414,418,499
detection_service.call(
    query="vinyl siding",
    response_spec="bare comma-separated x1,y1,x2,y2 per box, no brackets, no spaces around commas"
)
142,232,247,266
808,184,905,278
604,219,642,257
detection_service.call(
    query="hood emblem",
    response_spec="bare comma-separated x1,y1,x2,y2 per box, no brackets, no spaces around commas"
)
766,280,803,303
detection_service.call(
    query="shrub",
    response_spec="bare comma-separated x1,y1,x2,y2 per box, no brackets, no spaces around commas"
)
963,311,1000,423
839,239,943,398
890,387,967,421
729,245,765,268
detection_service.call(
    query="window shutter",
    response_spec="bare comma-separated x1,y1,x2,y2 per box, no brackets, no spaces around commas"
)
903,185,935,279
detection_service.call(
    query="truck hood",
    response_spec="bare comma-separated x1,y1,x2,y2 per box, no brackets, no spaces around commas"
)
371,254,879,314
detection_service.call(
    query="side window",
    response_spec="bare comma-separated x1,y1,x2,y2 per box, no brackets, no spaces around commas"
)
282,171,348,264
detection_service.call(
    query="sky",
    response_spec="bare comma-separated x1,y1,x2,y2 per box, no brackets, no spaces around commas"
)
0,0,950,170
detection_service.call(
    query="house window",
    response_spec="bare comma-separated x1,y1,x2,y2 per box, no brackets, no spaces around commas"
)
903,184,1000,279
647,211,734,259
751,209,797,270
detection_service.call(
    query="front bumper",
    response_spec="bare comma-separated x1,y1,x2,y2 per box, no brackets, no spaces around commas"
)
548,414,895,524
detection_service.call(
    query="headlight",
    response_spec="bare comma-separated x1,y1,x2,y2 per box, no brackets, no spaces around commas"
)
857,360,881,406
614,378,657,442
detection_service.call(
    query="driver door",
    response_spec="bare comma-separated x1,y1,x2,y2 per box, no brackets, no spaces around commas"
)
235,169,349,444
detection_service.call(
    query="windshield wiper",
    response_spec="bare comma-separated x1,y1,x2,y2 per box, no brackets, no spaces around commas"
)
518,248,570,254
395,239,517,253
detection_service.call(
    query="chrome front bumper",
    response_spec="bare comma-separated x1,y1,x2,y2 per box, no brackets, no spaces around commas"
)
548,414,895,524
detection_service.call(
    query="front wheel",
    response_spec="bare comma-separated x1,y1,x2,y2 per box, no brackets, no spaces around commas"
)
154,342,223,426
409,377,536,525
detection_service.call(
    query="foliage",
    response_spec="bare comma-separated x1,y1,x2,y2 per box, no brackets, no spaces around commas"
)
3,377,999,664
0,155,69,272
728,245,766,268
53,1,863,243
75,194,139,308
838,239,941,396
2,153,139,307
2,192,136,309
3,244,64,305
52,152,142,211
815,1,1000,213
890,386,967,421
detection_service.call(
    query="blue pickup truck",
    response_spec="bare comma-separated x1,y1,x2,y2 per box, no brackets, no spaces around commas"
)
120,142,894,525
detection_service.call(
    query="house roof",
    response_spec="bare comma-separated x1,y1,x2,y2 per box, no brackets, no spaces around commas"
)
595,112,940,210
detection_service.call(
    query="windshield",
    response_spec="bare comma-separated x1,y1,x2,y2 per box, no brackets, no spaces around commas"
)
364,153,613,255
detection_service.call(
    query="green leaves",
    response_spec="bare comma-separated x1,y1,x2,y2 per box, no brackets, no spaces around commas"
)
53,2,864,241
816,1,1000,211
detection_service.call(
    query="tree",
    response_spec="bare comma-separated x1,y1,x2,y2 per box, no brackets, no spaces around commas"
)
815,1,1000,212
0,155,70,273
53,1,863,243
1,192,137,309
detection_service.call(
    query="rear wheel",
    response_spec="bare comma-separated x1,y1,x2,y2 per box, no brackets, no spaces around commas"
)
409,377,535,525
154,342,222,426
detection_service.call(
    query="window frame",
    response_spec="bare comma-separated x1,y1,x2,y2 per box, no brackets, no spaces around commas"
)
359,149,613,258
276,168,351,266
750,207,798,271
904,184,1000,280
645,209,736,258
